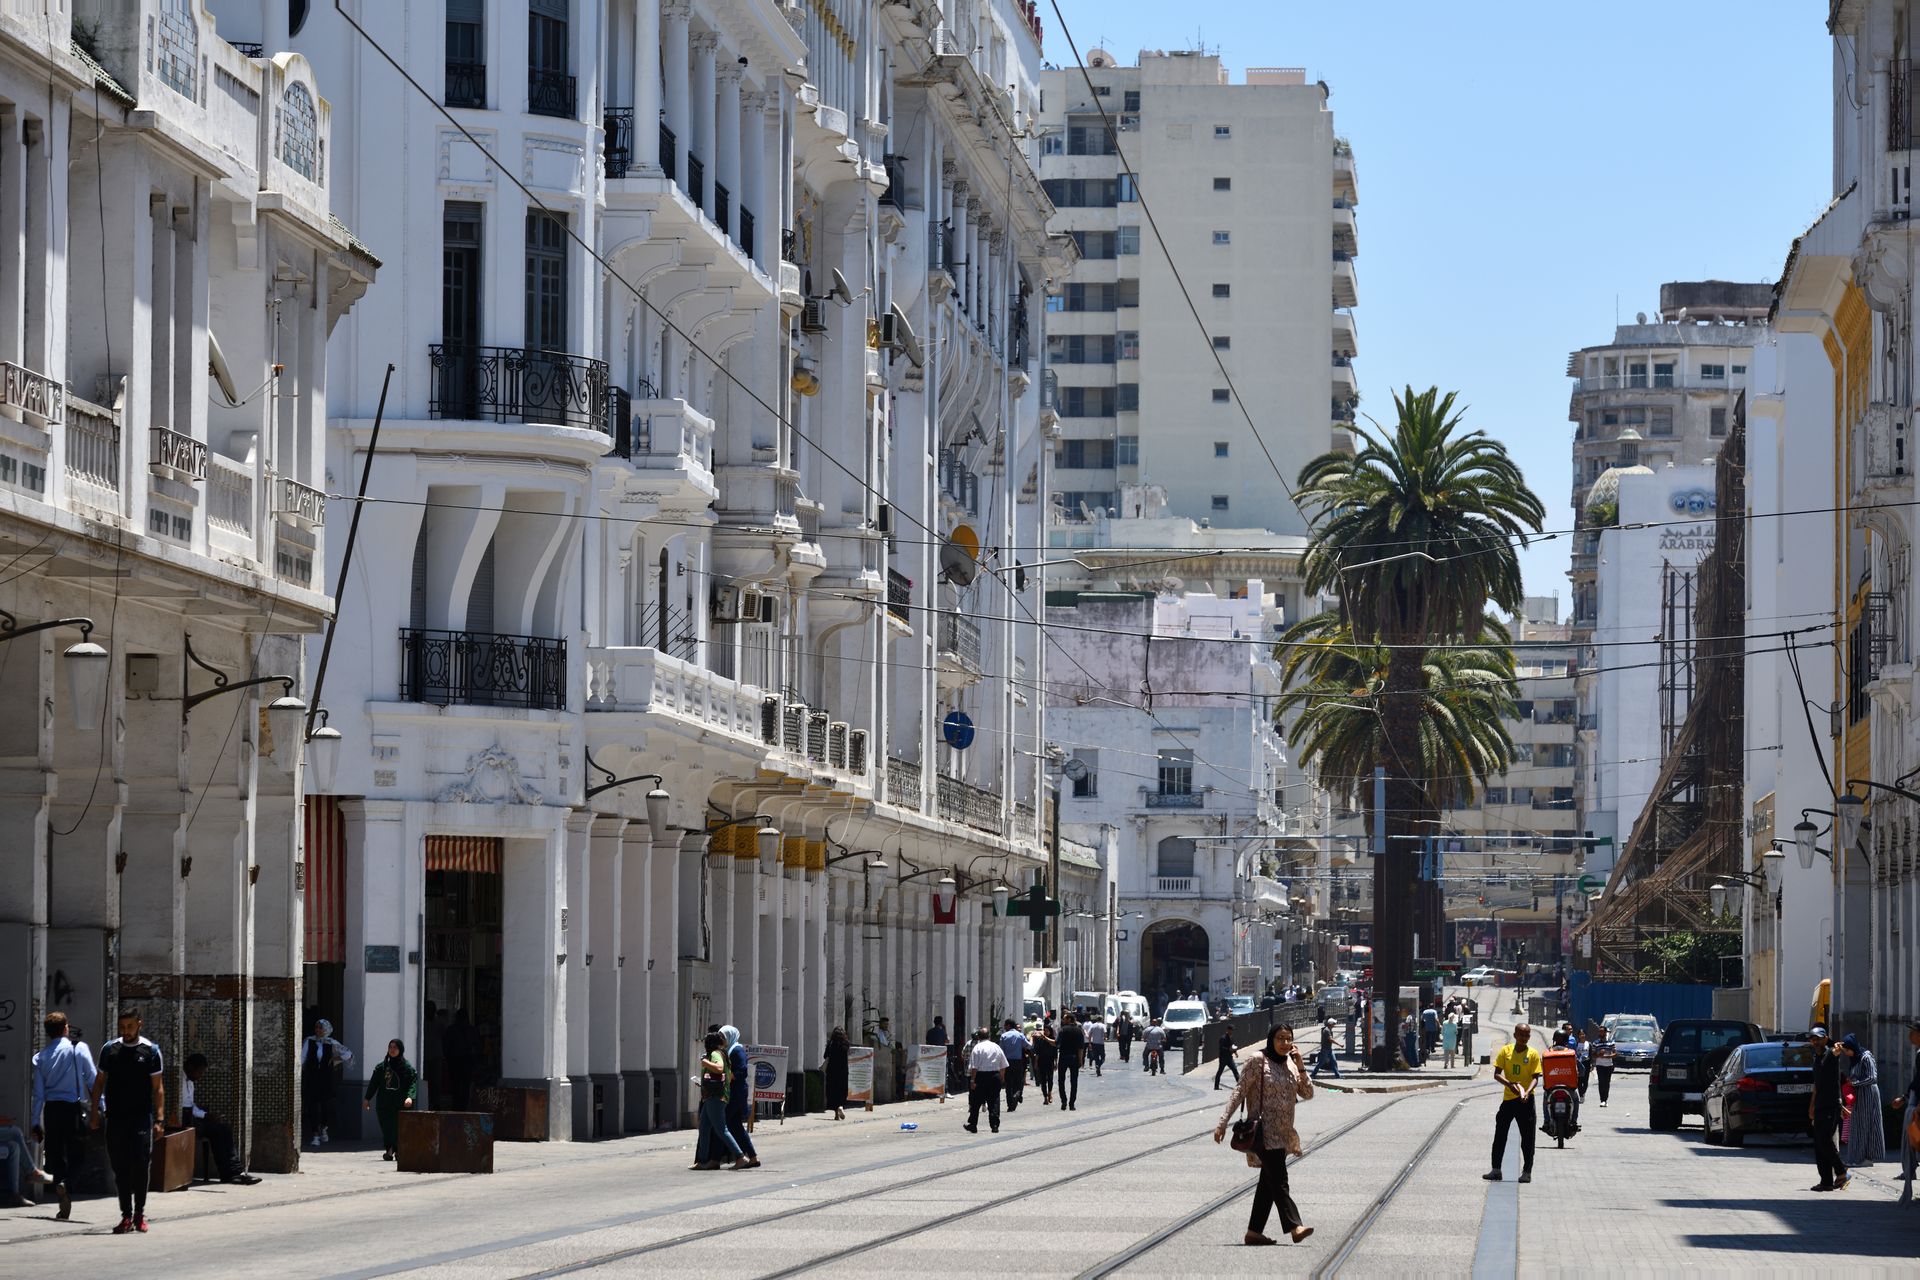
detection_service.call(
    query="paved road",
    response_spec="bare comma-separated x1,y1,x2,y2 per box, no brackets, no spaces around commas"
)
3,1004,1914,1276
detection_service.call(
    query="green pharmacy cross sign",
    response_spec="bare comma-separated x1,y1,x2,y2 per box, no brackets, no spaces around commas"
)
1004,879,1062,933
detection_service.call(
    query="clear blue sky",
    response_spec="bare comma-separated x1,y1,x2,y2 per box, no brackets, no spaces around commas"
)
1050,1,1836,606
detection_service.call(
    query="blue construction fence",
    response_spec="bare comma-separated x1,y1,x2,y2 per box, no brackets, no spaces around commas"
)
1567,971,1715,1030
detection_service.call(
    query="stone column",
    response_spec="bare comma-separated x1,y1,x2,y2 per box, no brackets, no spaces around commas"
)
741,89,768,268
662,0,691,184
647,832,684,1126
731,841,758,1035
587,816,626,1137
717,61,742,239
633,0,663,170
248,781,300,1172
0,106,23,363
618,822,651,1129
690,31,719,213
757,838,789,1046
501,828,569,1135
563,811,593,1139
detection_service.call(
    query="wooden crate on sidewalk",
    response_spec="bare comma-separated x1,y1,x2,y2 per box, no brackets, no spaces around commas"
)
395,1110,494,1174
149,1127,196,1192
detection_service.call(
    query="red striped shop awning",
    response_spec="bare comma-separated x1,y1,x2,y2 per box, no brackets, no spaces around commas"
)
304,796,347,966
425,835,503,874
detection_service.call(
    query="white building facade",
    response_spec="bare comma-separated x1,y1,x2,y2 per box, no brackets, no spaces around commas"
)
259,0,1070,1137
0,0,373,1172
1036,50,1356,535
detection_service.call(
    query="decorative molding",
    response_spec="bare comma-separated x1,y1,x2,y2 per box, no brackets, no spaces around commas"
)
437,743,545,804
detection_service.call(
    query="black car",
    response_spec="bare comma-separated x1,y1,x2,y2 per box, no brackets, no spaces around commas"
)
1701,1039,1817,1145
1648,1018,1763,1130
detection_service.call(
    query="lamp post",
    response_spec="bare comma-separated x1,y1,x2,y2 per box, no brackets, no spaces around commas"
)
0,610,106,730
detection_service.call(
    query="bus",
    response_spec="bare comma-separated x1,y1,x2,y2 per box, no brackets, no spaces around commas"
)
1337,943,1373,979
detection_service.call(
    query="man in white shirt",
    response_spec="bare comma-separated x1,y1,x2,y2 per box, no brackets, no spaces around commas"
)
181,1054,260,1185
965,1028,1009,1134
1086,1017,1108,1077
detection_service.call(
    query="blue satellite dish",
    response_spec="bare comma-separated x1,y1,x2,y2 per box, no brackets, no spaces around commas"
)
942,711,976,750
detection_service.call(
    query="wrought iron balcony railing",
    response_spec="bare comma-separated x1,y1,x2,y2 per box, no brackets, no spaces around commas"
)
937,612,982,667
528,67,576,119
400,627,568,710
660,123,676,183
445,60,486,109
428,344,610,433
604,108,634,178
686,151,705,210
886,568,912,624
739,206,755,260
714,182,730,236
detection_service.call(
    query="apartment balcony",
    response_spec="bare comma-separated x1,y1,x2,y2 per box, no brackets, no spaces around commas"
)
1332,201,1357,255
886,567,913,630
1333,139,1358,200
528,67,576,119
1145,789,1204,810
937,771,1003,835
446,60,487,109
399,627,568,711
755,689,869,778
1332,253,1358,308
886,754,922,810
602,116,767,293
935,611,984,689
427,344,610,435
62,391,120,514
603,108,635,178
605,390,718,506
585,645,766,748
1151,876,1199,896
1332,310,1358,357
1331,356,1358,401
274,475,325,530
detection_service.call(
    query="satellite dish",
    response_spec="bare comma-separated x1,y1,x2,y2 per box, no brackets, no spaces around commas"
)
828,268,854,305
208,330,240,405
940,524,981,585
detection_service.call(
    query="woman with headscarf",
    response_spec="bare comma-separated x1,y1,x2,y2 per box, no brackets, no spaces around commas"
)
1030,1020,1058,1105
1897,1018,1919,1204
1841,1033,1886,1166
720,1026,761,1168
1213,1024,1316,1246
823,1027,850,1120
362,1039,418,1162
692,1032,749,1170
301,1019,353,1149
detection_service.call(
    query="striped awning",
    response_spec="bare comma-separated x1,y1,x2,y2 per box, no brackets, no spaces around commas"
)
303,796,346,966
425,834,503,874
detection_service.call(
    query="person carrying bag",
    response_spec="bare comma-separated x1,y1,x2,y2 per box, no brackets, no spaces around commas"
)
1212,1024,1316,1246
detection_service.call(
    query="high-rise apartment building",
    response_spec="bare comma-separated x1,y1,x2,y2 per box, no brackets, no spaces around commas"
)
1037,50,1357,535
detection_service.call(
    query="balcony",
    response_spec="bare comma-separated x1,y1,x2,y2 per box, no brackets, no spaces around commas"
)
400,627,568,711
427,344,610,434
935,612,983,689
149,425,208,482
1152,876,1199,895
660,123,677,183
686,151,705,211
738,207,755,262
585,645,764,742
1145,790,1204,809
886,567,912,627
886,754,922,810
63,392,120,511
446,60,486,109
603,108,634,178
714,182,730,237
937,772,1002,834
1332,201,1357,254
206,454,254,539
1332,310,1357,357
1332,253,1358,307
274,475,325,529
528,67,576,119
1333,138,1357,198
1331,357,1357,401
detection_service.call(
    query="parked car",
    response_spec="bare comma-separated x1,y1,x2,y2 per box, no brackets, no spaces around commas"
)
1223,995,1256,1017
1161,999,1209,1047
1702,1039,1818,1145
1648,1019,1763,1130
1609,1020,1661,1069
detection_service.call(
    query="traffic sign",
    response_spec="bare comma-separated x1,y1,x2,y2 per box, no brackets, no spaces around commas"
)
941,711,975,750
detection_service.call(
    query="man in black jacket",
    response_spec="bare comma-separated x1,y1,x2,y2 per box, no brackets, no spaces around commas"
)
1056,1013,1086,1111
1808,1026,1848,1192
1214,1025,1240,1089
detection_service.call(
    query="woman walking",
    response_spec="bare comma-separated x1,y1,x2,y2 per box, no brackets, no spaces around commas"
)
362,1039,418,1161
301,1019,352,1149
1441,1011,1461,1069
720,1026,760,1168
1840,1034,1886,1167
1897,1019,1919,1204
692,1032,748,1170
1213,1025,1316,1246
823,1027,850,1121
1030,1020,1058,1105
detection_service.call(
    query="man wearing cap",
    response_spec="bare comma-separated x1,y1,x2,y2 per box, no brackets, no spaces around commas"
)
1808,1025,1849,1192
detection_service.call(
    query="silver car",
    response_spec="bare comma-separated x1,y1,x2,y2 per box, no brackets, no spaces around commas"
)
1608,1019,1660,1068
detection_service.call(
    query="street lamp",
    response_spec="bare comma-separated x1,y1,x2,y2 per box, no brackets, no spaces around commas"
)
305,709,342,794
0,610,105,730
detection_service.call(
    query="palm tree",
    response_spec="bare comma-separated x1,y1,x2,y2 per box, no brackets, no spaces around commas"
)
1289,387,1543,1066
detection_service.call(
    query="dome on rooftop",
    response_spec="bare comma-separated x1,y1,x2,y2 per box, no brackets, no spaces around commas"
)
1584,464,1654,511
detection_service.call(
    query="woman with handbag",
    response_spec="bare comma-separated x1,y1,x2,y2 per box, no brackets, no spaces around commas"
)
1212,1024,1315,1246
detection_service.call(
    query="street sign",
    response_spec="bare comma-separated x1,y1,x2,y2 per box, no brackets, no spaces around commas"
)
942,711,975,750
1577,874,1600,894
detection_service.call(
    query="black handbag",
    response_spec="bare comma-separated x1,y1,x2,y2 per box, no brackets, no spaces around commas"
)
1230,1117,1261,1152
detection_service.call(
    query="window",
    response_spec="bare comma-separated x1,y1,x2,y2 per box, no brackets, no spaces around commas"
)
1627,362,1647,389
1117,383,1139,411
1213,176,1231,191
1731,364,1746,374
1116,436,1138,465
157,0,198,99
1653,361,1675,388
1214,442,1229,458
446,0,485,107
527,0,573,120
1042,179,1117,207
1048,334,1116,364
1213,124,1231,138
1212,230,1231,245
1710,406,1727,437
1123,89,1140,111
440,202,484,415
1649,407,1673,437
1071,751,1099,798
1212,283,1230,298
1117,279,1140,308
1211,494,1229,510
1157,750,1194,796
1117,174,1138,202
1116,331,1140,360
1059,386,1117,417
1093,85,1111,97
1156,835,1195,876
1064,283,1117,312
1211,388,1230,403
1116,226,1140,255
1067,115,1116,156
1700,363,1726,380
1045,294,1065,312
279,82,320,180
1071,229,1117,259
1212,335,1230,350
1484,788,1507,806
525,211,569,352
1059,439,1115,469
1041,132,1064,156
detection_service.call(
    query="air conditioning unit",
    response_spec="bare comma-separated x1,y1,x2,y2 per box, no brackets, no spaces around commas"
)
713,587,776,624
801,299,829,333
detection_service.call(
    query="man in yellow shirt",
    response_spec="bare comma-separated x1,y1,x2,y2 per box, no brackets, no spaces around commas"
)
1483,1023,1542,1184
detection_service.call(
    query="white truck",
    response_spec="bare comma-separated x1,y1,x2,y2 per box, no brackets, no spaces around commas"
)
1022,967,1061,1020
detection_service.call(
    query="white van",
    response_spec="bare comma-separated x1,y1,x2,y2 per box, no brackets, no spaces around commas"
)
1114,991,1150,1026
1069,991,1115,1024
1161,999,1210,1047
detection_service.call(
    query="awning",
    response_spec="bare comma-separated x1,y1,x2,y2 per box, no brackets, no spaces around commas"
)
425,834,503,874
303,796,346,966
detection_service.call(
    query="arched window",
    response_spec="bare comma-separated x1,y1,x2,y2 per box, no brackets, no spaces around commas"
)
1155,836,1195,878
280,81,319,180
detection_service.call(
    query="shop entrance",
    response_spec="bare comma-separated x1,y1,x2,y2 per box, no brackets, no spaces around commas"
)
424,836,504,1108
1141,919,1211,1008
